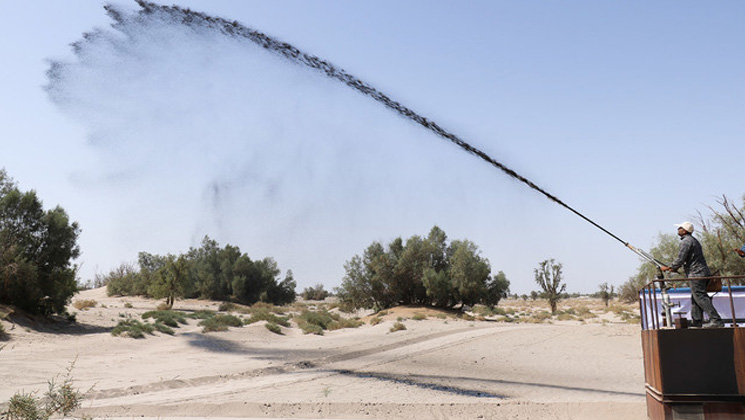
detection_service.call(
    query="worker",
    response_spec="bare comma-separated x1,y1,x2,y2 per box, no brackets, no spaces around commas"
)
660,221,724,328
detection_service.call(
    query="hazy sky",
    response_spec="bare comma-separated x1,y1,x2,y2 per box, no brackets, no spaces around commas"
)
1,1,743,294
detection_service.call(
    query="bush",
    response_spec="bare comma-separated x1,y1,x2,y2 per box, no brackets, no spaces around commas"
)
72,300,97,311
301,284,329,301
389,321,407,332
412,313,427,321
3,360,84,420
198,314,242,333
152,322,175,335
6,392,45,420
103,262,146,297
244,310,290,327
265,322,283,335
112,319,154,338
185,310,215,320
141,310,187,327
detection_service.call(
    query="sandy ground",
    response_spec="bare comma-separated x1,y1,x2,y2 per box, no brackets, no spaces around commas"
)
0,289,647,420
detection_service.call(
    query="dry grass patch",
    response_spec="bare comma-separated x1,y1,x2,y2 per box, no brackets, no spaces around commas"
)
389,321,407,332
72,299,96,311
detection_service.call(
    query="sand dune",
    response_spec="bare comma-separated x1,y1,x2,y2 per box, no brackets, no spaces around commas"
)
0,288,646,419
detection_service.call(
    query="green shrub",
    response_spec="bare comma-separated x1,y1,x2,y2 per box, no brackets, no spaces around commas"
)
198,314,243,333
301,284,329,301
142,310,187,327
298,321,325,335
389,322,407,332
327,318,362,330
369,316,383,326
186,310,215,320
152,322,175,335
412,313,427,321
244,310,290,327
112,319,155,339
265,322,283,334
4,360,84,420
6,392,45,420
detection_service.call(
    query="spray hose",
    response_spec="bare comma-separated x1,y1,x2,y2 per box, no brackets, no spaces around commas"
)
131,1,667,269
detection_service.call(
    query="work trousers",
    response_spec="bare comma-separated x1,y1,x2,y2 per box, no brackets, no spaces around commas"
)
689,278,722,324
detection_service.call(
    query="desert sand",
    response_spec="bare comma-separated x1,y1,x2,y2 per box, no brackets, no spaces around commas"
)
1,288,647,420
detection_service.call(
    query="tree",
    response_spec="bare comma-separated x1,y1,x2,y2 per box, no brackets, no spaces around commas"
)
534,259,566,313
485,271,510,308
0,169,80,315
448,240,490,306
337,226,507,310
697,194,745,277
597,282,614,307
301,284,329,301
103,262,141,296
148,255,190,309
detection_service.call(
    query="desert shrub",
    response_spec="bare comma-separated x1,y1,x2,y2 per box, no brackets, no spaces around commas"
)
556,312,576,321
218,302,240,312
6,392,44,420
152,323,175,335
123,302,133,308
265,322,283,334
327,317,362,331
389,322,407,332
244,310,290,327
604,303,640,323
72,300,96,311
295,309,353,334
198,314,243,333
298,310,335,330
369,316,383,326
112,319,155,338
3,360,84,420
186,310,215,319
412,313,427,321
457,313,475,321
301,284,329,301
156,302,171,311
299,322,324,335
141,310,187,327
103,262,146,297
528,311,552,323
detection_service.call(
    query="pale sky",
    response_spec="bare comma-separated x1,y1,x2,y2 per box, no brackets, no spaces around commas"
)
1,1,743,294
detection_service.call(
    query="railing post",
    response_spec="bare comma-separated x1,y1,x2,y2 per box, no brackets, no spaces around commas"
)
727,278,738,328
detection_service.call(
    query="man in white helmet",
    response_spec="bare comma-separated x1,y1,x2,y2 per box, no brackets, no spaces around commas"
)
661,221,723,328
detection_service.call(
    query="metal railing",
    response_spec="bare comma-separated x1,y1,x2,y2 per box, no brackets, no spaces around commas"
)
639,275,745,330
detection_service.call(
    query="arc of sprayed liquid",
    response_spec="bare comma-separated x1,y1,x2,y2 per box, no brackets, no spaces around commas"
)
124,0,630,248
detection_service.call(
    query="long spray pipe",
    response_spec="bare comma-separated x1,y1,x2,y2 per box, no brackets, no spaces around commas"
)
129,1,657,265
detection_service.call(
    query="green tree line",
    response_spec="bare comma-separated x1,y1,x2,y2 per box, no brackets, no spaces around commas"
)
102,236,296,307
335,226,510,311
0,169,81,315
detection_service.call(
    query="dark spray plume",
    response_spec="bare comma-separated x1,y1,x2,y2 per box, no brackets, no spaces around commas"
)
126,1,630,249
